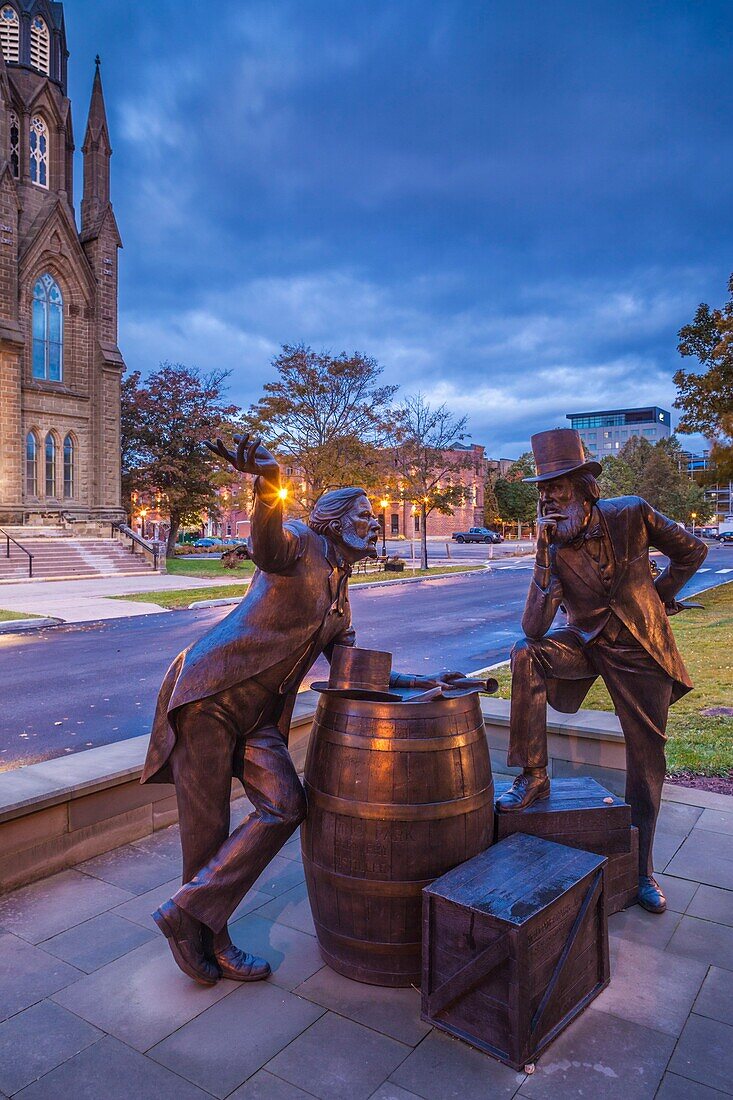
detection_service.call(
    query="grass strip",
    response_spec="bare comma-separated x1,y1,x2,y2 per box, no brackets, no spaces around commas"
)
0,609,41,621
165,558,257,580
490,581,733,776
113,564,484,610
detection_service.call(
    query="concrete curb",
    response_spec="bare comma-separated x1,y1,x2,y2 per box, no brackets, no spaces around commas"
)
0,616,63,633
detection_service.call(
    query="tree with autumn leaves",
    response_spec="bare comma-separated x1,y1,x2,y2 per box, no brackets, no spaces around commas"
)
674,273,733,480
244,344,398,512
390,393,472,570
121,363,240,556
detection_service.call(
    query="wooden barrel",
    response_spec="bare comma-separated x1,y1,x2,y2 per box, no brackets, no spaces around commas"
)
301,692,494,987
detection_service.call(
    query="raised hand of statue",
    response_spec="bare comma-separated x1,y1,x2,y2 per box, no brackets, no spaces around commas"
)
205,434,280,483
536,500,568,551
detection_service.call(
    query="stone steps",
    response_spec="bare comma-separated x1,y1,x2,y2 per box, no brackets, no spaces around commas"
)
0,537,156,582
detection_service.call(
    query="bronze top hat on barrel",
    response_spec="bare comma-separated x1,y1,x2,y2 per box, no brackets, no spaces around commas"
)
522,428,602,483
311,645,402,702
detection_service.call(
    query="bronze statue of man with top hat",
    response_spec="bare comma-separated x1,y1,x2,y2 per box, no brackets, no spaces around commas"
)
142,435,459,986
496,428,707,914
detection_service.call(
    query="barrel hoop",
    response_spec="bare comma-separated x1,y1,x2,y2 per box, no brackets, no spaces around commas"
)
314,919,420,956
304,784,494,821
303,857,432,896
313,727,485,753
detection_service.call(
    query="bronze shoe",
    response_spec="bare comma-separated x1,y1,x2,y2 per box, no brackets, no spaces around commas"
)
495,773,551,813
202,925,271,982
152,899,220,986
637,875,667,914
214,944,271,982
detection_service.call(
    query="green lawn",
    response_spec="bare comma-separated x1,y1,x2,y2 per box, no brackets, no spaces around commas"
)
115,563,484,610
165,558,257,580
490,581,733,776
0,609,40,621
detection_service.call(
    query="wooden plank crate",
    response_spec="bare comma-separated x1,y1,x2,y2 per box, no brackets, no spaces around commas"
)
422,833,609,1070
494,777,638,914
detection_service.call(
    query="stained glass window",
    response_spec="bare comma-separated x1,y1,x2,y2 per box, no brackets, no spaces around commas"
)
30,14,49,74
30,116,48,187
0,6,19,64
63,434,74,498
9,110,18,177
45,432,56,497
25,432,37,496
32,274,63,381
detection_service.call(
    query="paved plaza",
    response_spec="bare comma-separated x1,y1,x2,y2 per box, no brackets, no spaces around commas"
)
0,784,730,1099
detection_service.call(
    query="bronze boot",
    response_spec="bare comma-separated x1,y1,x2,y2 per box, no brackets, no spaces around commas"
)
152,899,220,986
495,771,551,813
204,925,271,982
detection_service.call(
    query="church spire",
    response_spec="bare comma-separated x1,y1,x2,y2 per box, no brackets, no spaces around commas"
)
81,56,111,233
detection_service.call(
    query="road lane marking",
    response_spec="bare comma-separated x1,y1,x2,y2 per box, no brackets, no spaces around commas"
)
716,568,733,574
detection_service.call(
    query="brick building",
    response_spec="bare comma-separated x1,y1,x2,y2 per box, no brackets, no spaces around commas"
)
212,443,492,542
0,3,125,528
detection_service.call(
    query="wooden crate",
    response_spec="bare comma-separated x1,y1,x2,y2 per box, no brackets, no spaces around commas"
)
494,777,637,914
422,833,609,1070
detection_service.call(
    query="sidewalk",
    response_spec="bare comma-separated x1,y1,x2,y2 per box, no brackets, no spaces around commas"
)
0,782,730,1098
0,574,229,624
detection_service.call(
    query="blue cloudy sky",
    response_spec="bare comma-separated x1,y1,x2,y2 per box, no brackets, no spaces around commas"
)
66,0,732,457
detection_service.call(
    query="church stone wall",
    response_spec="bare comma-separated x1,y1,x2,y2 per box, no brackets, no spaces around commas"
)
0,12,125,530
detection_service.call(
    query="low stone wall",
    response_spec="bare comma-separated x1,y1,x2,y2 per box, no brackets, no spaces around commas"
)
0,695,316,894
0,693,626,894
481,697,627,794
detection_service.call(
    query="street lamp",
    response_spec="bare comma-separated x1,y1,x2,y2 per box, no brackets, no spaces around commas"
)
380,497,389,556
691,512,697,535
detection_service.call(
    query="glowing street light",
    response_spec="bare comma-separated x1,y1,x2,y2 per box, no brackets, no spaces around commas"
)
277,487,289,501
380,497,389,555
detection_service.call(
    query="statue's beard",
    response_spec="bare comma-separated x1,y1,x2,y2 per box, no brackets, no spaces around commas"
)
339,522,378,559
552,498,589,546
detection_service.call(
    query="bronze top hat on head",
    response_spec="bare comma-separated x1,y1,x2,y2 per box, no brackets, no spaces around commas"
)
311,645,402,702
523,428,602,484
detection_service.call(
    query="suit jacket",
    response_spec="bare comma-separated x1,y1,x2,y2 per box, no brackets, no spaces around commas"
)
141,480,355,784
522,496,707,709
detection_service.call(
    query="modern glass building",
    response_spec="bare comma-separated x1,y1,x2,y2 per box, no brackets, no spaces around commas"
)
566,407,671,457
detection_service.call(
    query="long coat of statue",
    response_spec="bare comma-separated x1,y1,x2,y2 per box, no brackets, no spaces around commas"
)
141,489,355,786
522,495,705,716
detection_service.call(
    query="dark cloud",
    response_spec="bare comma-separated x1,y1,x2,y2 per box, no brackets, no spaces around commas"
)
66,0,732,455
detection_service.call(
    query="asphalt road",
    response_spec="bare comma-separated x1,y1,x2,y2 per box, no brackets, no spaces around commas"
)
1,544,730,769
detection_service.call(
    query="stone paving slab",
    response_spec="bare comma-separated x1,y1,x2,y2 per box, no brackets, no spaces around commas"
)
14,1034,213,1099
38,910,156,972
265,1011,411,1100
51,937,239,1051
0,797,731,1098
148,983,325,1098
0,1000,102,1096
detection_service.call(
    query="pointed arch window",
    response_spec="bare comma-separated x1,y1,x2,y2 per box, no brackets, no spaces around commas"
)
63,434,74,498
25,432,38,496
32,274,63,381
30,115,48,187
45,432,56,497
0,6,19,64
30,14,49,75
9,109,19,177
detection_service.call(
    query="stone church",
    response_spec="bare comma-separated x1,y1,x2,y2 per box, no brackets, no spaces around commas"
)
0,0,125,528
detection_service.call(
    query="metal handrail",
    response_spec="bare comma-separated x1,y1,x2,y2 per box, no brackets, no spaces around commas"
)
112,522,159,571
0,527,33,578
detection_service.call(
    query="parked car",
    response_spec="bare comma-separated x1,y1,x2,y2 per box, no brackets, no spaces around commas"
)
192,537,226,547
719,531,733,545
700,527,720,539
452,527,503,544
